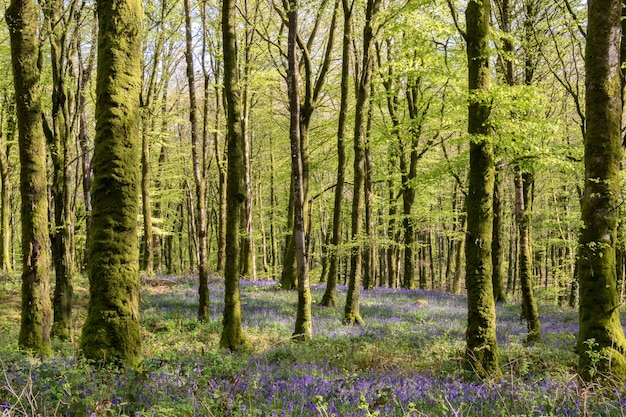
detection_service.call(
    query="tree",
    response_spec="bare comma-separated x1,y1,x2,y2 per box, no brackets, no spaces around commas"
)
343,0,380,325
287,0,312,340
7,0,53,355
463,0,500,377
220,0,246,350
0,93,15,274
80,0,143,367
321,0,353,307
577,0,626,381
183,0,210,320
514,167,540,343
41,0,78,341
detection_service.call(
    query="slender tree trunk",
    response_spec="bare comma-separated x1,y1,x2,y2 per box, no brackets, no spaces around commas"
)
77,22,96,271
0,95,14,273
7,0,53,355
344,0,380,325
287,0,312,340
492,161,506,303
141,125,153,273
220,0,246,350
80,0,143,367
464,0,500,378
41,0,75,341
514,166,541,343
578,0,626,381
321,1,351,305
363,86,375,290
183,0,210,320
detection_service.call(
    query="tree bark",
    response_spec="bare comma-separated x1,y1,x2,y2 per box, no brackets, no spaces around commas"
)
464,0,500,378
7,0,53,355
0,94,14,273
491,161,506,303
183,0,210,320
344,0,380,325
80,0,143,367
578,0,626,381
287,0,312,340
320,0,350,304
220,0,246,350
514,166,541,343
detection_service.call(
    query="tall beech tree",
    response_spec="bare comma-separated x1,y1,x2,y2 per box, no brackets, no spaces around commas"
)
463,0,500,377
184,0,210,320
344,0,380,325
220,0,246,350
80,0,143,367
577,0,626,381
321,0,353,307
287,0,312,340
275,0,339,290
7,0,53,355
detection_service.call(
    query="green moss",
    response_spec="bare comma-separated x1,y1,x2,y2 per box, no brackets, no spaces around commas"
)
464,0,500,379
80,0,143,368
7,0,53,356
578,0,626,383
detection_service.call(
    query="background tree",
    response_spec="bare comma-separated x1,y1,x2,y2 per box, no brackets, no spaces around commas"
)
80,0,143,367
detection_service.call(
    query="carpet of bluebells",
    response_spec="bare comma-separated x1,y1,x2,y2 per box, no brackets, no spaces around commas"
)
1,276,626,416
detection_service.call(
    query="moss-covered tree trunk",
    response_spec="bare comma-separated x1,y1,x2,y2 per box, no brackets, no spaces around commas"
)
6,0,53,355
220,0,246,350
44,2,74,340
0,95,14,273
514,166,540,343
464,0,500,378
578,0,626,381
42,0,76,341
321,0,352,307
80,0,143,367
344,0,380,326
491,161,506,303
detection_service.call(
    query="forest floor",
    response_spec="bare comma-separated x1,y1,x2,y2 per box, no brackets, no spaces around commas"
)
0,273,624,416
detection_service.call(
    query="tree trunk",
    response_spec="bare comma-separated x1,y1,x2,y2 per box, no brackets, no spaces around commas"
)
0,94,14,273
514,166,541,343
321,1,351,306
287,0,312,340
220,0,246,350
344,0,380,325
464,0,500,378
41,0,76,341
183,0,209,320
492,161,506,303
7,0,53,355
578,0,626,381
80,0,143,367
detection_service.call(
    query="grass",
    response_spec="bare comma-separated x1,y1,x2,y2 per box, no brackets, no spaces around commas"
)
0,273,625,416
